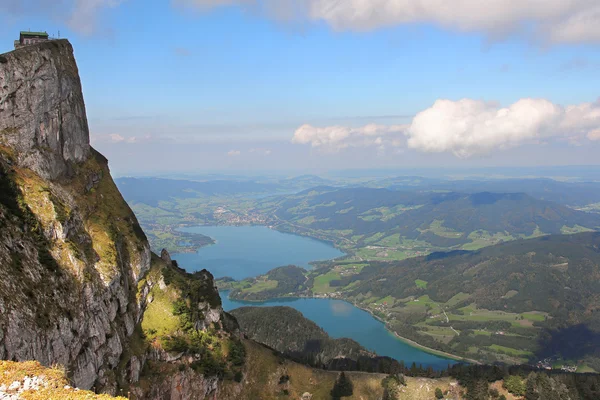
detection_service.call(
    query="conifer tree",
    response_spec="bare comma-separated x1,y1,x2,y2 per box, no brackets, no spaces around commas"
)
331,372,354,400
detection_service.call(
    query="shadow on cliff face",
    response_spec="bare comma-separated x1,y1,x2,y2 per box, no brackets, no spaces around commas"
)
534,324,600,362
0,160,60,272
0,161,25,217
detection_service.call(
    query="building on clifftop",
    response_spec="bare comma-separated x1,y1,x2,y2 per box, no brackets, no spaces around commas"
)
14,31,49,49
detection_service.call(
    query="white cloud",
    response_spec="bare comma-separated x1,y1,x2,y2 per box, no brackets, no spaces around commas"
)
109,134,126,142
249,148,272,155
588,128,600,141
91,133,149,144
292,98,600,157
406,98,564,157
292,123,405,151
227,150,242,156
109,133,144,143
68,0,124,34
176,0,600,44
1,0,123,35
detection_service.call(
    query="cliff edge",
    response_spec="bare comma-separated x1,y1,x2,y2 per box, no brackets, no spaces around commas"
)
0,40,90,180
0,40,241,398
0,40,152,392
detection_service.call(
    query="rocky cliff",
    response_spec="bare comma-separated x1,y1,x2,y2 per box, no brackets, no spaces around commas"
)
0,40,90,181
0,40,244,398
0,40,152,393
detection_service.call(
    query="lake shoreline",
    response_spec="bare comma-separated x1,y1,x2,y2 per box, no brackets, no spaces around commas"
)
365,307,480,365
173,225,344,280
224,290,476,366
211,224,477,364
177,222,354,264
177,224,468,368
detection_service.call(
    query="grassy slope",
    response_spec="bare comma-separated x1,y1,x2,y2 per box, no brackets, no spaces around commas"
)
0,361,125,400
219,340,463,400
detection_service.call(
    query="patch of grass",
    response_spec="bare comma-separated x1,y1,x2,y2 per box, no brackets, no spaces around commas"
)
561,225,594,234
415,279,428,289
444,292,470,308
296,216,316,225
520,226,545,239
576,364,597,373
450,304,523,323
489,344,533,357
462,230,516,250
142,285,180,340
354,247,410,261
420,220,463,238
521,312,547,322
374,295,395,305
378,234,402,246
241,279,278,294
312,271,342,294
0,361,125,400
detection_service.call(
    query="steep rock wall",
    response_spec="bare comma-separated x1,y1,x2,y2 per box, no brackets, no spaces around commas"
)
0,41,151,393
0,40,90,180
0,40,244,400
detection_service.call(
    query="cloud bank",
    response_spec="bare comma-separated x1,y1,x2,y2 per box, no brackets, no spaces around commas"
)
178,0,600,44
292,98,600,157
292,123,405,151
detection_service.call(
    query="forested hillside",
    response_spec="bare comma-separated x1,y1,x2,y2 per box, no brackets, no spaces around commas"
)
224,232,600,370
252,187,600,260
231,306,410,373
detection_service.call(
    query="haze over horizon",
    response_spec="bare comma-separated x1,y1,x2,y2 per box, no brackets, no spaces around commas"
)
4,6,600,395
2,0,600,175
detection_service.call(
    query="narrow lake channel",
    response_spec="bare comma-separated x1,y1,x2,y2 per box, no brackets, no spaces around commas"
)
175,225,458,369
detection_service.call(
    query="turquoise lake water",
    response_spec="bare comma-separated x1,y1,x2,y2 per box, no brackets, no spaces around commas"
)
221,294,457,369
175,225,458,369
175,225,344,280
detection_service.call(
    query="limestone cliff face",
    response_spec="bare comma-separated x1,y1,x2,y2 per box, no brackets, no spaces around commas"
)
0,40,151,392
0,40,90,180
0,40,241,400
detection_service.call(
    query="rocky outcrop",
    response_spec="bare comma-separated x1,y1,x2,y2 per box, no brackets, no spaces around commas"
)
0,41,151,393
0,39,242,400
0,40,90,180
131,370,220,400
161,248,173,265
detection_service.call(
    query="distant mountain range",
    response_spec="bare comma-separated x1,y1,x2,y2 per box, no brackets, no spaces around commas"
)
115,177,282,206
115,175,339,207
263,187,600,249
116,175,600,258
376,177,600,207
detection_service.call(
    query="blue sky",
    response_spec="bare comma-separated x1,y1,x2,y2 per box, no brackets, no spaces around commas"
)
1,1,599,175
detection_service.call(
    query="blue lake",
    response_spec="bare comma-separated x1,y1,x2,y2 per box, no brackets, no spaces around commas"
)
221,293,457,370
175,225,344,280
175,225,458,369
